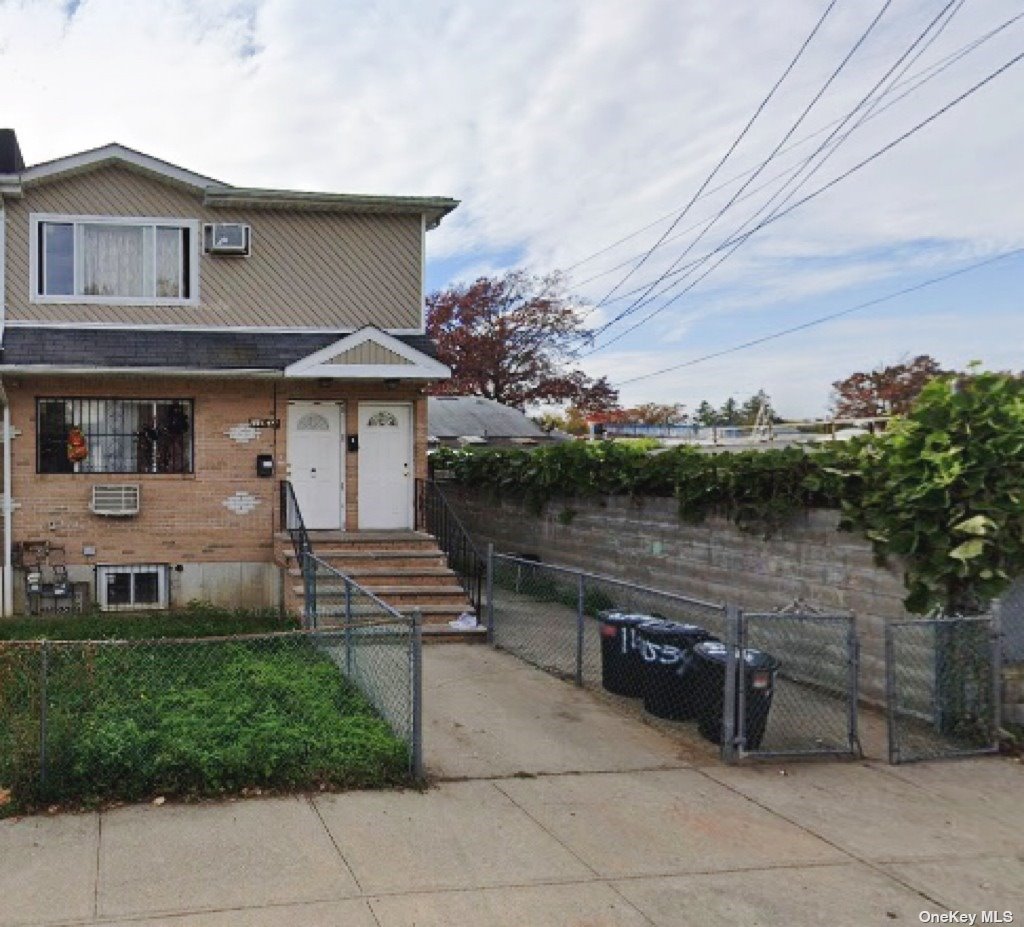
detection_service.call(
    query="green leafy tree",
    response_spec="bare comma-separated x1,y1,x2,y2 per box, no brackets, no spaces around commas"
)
695,401,717,426
838,368,1024,613
718,397,741,426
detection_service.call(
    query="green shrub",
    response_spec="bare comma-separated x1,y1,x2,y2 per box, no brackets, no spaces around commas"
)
0,602,298,642
435,370,1024,614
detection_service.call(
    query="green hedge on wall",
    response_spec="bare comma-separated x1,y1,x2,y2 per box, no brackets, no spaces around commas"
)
432,370,1024,615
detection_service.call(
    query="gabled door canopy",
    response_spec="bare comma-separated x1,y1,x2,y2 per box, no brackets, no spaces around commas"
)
284,326,450,380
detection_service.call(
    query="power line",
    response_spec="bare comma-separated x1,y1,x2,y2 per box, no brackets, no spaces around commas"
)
587,0,840,312
568,10,1024,293
611,248,1024,388
585,47,1024,354
590,0,952,343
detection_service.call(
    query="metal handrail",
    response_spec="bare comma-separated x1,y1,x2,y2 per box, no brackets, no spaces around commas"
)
414,478,484,620
280,480,316,627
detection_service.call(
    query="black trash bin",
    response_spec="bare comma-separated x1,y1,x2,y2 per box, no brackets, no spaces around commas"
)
692,641,780,749
597,611,657,697
637,621,718,720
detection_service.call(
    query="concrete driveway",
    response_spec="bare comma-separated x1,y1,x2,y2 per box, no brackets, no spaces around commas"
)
1,644,1022,926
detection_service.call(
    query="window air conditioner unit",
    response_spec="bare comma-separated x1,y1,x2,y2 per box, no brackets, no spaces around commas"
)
90,484,141,517
203,222,251,256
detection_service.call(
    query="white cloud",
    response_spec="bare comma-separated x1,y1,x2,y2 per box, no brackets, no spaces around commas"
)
1,0,1021,406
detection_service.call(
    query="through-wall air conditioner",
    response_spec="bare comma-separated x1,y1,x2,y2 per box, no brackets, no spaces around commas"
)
90,484,141,517
203,222,251,256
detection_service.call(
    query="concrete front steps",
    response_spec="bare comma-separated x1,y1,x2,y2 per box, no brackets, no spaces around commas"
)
277,530,485,642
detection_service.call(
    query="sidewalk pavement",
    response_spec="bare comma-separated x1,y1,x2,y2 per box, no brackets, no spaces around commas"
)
1,644,1021,926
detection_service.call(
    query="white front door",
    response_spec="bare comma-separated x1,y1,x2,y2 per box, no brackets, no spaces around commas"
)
287,401,344,530
358,403,413,529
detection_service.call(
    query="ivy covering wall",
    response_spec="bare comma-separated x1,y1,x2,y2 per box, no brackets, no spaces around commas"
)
433,370,1024,615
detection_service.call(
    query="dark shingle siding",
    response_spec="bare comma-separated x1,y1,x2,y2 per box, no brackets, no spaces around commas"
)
1,328,439,369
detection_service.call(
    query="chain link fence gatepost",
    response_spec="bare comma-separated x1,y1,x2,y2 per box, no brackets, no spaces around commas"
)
847,618,862,756
486,543,495,645
720,604,741,764
991,599,1004,734
575,572,586,687
39,640,49,792
884,622,898,764
344,577,354,677
411,608,424,780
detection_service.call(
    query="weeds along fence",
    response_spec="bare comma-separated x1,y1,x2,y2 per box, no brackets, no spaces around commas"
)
303,553,423,775
486,550,860,763
0,621,422,810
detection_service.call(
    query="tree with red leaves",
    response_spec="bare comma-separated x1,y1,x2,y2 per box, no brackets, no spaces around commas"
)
831,355,946,417
426,270,618,411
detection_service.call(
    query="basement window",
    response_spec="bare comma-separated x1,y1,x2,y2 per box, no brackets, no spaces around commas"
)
37,398,194,474
96,564,168,611
31,215,199,304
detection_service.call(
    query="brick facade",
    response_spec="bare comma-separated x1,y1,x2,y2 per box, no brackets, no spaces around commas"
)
7,372,428,574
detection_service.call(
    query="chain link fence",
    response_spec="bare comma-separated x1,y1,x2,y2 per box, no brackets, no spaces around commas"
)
885,615,1001,764
0,626,420,812
738,611,859,759
487,551,861,762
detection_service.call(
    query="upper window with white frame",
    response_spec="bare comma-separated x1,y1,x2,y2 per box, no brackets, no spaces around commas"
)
30,215,199,305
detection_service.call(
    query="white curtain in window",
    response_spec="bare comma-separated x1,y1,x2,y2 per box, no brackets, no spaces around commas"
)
155,227,181,298
82,225,145,297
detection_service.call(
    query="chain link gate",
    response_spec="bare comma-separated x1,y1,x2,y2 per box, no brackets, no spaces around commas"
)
486,550,863,764
731,610,860,760
885,614,1002,764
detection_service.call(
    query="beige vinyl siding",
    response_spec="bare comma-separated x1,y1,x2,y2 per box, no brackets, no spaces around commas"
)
4,165,423,330
327,343,413,365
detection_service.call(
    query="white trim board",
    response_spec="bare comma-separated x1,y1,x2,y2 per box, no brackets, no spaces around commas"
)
284,326,450,380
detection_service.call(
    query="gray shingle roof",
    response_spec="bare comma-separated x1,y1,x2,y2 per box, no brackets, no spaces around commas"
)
428,396,545,439
0,328,438,370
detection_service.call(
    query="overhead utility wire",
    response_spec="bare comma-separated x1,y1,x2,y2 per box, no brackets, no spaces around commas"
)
584,49,1024,353
587,0,840,312
570,10,1024,294
564,12,1017,279
611,248,1024,387
590,0,951,343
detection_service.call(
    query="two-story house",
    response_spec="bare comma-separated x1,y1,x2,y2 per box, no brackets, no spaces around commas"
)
0,130,473,623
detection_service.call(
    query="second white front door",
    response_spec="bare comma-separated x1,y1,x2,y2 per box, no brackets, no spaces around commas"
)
358,403,413,529
287,401,344,530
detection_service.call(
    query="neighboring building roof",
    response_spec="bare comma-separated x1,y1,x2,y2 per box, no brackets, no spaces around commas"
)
0,326,439,371
428,396,548,440
0,139,459,229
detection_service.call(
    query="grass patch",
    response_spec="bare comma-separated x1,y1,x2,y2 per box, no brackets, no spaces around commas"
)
0,634,409,814
0,602,299,642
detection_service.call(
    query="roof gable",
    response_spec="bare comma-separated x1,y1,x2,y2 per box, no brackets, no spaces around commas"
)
285,327,449,380
19,143,222,192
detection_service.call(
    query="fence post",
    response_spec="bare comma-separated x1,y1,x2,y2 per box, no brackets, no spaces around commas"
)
575,572,585,687
344,577,353,678
411,608,424,780
990,600,1003,737
884,623,898,764
39,641,49,792
720,604,740,763
847,617,862,757
486,543,495,645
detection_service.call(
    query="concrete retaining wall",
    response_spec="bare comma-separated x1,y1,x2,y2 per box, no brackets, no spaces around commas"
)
444,486,1022,723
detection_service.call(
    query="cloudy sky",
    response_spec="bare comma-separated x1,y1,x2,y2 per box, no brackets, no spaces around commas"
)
1,0,1021,417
